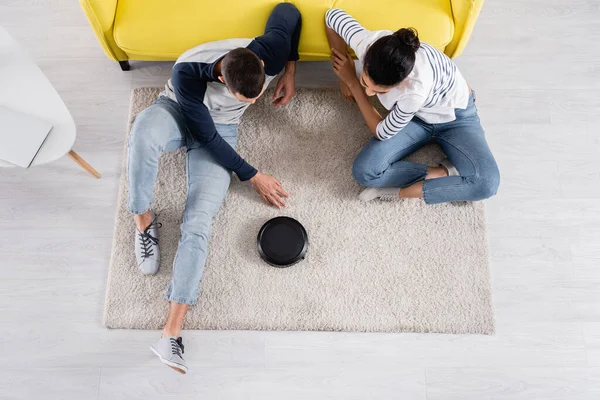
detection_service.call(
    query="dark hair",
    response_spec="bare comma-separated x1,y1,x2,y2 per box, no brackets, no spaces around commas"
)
221,48,265,98
363,28,420,87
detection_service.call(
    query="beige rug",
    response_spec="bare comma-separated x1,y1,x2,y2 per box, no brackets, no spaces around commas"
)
104,87,494,334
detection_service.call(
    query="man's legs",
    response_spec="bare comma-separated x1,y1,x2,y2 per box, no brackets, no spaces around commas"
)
128,102,187,215
162,124,239,337
127,100,186,273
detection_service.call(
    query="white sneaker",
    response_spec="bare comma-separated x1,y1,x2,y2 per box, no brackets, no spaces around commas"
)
358,187,401,202
440,159,459,176
150,336,188,374
134,211,161,275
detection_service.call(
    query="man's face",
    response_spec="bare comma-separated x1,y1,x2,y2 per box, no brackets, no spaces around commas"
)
218,76,266,104
232,87,267,104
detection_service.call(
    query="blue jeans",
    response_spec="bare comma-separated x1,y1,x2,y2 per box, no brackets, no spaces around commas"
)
127,96,237,305
352,91,500,204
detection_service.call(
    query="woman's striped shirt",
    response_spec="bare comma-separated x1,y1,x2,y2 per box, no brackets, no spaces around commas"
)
326,8,470,140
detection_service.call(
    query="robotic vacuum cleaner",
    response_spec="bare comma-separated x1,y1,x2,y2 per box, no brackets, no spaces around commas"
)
257,216,308,268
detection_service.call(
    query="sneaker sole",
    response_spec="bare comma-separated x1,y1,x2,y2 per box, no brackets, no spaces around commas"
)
150,346,188,374
137,261,160,276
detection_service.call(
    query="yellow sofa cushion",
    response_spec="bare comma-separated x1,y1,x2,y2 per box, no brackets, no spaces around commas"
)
113,0,454,61
298,0,454,58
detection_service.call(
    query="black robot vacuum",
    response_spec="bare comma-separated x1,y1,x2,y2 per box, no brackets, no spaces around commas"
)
257,216,308,268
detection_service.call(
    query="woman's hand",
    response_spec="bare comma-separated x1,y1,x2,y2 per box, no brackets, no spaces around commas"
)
340,80,355,102
331,48,359,88
250,172,290,208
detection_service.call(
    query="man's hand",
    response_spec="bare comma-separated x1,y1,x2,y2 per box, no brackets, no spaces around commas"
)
340,80,355,102
273,62,297,108
250,172,290,208
331,48,359,88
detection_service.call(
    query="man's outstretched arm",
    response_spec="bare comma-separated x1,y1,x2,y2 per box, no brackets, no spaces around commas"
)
172,62,258,181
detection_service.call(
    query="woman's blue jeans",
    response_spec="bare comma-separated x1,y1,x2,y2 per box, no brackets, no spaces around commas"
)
352,91,500,204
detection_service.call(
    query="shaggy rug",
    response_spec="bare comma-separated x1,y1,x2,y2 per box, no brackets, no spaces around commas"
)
104,87,494,334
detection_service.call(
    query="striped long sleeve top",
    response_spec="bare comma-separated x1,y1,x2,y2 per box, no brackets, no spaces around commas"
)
325,8,470,140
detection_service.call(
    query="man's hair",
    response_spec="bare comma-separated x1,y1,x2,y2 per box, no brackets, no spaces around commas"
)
221,48,265,99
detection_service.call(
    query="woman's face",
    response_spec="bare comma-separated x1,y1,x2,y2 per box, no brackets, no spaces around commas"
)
360,70,394,97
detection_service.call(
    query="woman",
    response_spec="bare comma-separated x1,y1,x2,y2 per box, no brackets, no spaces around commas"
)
325,8,500,204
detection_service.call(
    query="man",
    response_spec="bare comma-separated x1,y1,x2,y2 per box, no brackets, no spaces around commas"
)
126,3,301,373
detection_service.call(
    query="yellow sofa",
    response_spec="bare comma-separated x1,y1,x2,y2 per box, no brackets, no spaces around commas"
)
79,0,483,70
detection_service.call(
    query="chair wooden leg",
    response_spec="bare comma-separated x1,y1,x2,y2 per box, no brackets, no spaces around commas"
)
119,60,131,71
68,150,101,178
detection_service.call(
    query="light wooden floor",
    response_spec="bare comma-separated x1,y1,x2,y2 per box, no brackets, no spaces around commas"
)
1,0,599,399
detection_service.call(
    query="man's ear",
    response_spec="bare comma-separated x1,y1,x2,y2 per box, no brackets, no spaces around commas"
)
261,60,265,67
218,76,225,84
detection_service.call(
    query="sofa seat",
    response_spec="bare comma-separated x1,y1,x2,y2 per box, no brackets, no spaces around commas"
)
113,0,455,61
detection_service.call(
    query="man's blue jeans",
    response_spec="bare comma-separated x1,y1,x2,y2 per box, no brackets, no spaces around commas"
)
127,96,237,305
352,91,500,204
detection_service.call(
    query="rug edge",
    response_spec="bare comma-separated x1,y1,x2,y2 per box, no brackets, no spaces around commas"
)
103,87,496,335
103,89,141,329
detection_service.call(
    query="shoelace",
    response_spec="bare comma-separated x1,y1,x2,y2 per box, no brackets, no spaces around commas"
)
138,219,162,260
170,337,185,358
379,193,398,202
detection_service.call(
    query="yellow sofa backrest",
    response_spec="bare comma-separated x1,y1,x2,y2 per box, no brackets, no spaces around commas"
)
79,0,483,63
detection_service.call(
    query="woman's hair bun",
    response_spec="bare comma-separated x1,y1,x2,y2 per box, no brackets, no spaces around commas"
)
392,28,420,53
